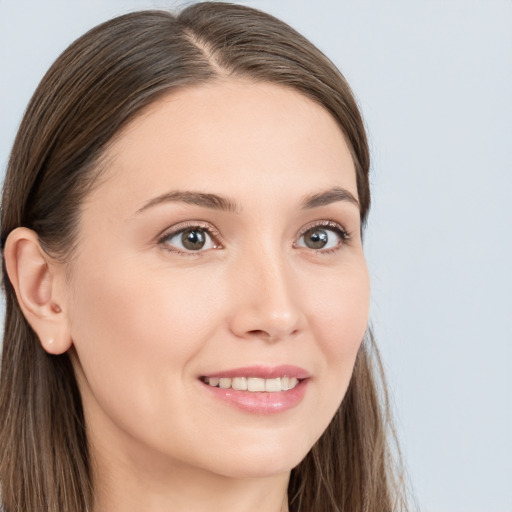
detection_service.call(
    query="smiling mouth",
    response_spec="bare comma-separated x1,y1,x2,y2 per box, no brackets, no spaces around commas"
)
201,376,300,392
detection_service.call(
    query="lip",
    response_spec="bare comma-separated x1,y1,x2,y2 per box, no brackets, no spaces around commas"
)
201,365,310,380
199,365,310,414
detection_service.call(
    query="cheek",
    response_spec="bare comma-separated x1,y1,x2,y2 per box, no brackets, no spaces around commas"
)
311,260,370,359
66,253,220,421
70,253,215,352
304,259,370,420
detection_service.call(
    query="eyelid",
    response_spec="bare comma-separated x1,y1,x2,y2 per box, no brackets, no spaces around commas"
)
294,220,351,251
157,221,223,254
296,220,350,239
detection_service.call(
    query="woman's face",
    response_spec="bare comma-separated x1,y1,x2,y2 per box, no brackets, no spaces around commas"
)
64,80,370,479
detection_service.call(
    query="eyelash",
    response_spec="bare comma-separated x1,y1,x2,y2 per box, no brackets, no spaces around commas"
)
294,221,350,254
157,220,351,256
158,221,222,256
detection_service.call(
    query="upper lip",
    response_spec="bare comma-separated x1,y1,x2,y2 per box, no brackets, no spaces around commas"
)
201,365,310,380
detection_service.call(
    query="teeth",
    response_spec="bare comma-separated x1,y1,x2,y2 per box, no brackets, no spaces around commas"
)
231,377,247,391
282,377,298,391
247,377,265,392
219,378,231,389
203,376,300,392
265,378,281,392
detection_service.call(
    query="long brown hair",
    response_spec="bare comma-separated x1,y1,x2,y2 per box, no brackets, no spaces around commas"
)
0,3,406,511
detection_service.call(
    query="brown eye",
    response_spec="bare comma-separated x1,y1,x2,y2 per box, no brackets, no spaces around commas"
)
303,227,329,249
181,229,206,250
161,226,217,253
296,224,347,251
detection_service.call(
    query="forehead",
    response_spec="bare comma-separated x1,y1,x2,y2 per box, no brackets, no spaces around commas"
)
86,80,357,215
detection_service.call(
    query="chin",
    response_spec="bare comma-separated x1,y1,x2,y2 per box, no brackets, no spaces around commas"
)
201,436,314,480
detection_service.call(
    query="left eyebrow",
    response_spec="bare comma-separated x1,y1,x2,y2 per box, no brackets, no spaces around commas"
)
301,187,360,210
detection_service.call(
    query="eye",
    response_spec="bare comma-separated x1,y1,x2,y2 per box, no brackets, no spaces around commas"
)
160,224,219,253
295,223,348,251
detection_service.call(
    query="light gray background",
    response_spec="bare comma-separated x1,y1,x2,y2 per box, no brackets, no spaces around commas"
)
1,1,511,511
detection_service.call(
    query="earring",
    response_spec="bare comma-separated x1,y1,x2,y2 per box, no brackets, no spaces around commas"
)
51,303,62,313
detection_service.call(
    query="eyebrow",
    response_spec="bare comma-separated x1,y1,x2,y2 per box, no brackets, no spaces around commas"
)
136,191,240,214
301,187,360,210
136,186,359,215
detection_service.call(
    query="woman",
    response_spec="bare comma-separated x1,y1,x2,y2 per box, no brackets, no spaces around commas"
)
0,3,406,511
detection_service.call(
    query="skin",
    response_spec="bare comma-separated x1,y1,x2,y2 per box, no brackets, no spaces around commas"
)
7,80,370,512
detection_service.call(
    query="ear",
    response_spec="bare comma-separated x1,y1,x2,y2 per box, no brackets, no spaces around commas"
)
3,227,72,355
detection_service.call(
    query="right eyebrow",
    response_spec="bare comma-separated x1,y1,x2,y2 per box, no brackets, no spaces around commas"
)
135,190,241,215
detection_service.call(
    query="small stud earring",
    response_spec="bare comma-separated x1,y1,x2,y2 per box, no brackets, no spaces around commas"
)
51,303,62,313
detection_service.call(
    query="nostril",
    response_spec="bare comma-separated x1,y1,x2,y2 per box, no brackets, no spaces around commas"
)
247,329,269,337
246,328,300,341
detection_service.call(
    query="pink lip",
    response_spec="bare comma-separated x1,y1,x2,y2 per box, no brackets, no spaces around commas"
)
199,365,310,415
202,365,310,380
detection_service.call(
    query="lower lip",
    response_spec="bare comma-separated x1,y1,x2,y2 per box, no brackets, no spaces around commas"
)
200,379,309,414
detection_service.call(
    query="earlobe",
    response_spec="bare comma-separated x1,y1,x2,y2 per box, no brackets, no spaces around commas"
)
3,227,72,355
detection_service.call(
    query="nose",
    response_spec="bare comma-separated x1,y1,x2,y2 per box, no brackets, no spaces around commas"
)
228,247,303,342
